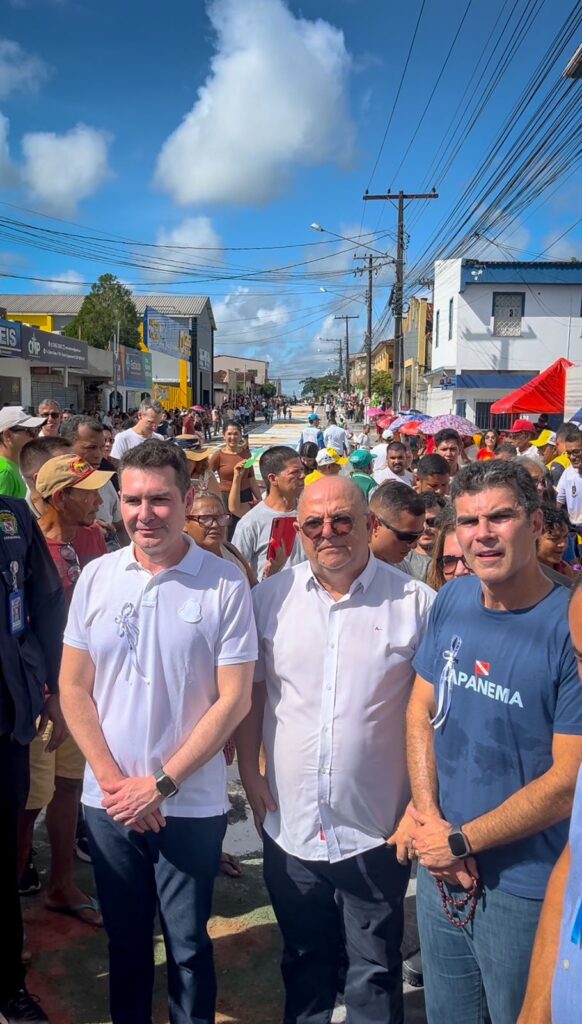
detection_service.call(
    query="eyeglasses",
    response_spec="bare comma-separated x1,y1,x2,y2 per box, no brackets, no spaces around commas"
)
42,411,61,420
566,449,582,459
424,517,438,528
186,513,231,527
299,514,360,540
439,554,470,573
375,515,423,545
59,543,81,583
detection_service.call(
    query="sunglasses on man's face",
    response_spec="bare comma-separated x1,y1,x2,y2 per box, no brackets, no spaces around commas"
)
42,411,61,419
299,513,362,541
375,515,423,545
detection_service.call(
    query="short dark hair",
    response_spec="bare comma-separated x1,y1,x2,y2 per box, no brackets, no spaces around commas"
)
300,441,319,460
387,441,406,454
496,441,518,456
541,503,569,533
434,429,462,447
223,421,242,434
370,480,425,518
119,439,191,497
61,415,103,442
558,424,582,443
420,493,447,513
417,454,450,478
451,460,539,517
20,436,71,476
259,446,300,492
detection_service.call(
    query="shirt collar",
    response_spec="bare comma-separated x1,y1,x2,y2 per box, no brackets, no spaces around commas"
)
123,533,204,577
305,551,378,599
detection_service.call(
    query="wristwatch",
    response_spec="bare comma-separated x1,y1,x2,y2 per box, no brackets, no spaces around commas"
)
447,826,471,859
154,767,179,799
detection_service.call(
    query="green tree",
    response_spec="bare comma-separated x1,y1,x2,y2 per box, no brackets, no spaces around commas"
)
300,373,341,399
372,369,393,402
260,381,277,398
63,274,141,349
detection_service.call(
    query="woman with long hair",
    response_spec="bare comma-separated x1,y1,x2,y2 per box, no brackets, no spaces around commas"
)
209,422,261,522
426,507,473,591
477,429,499,461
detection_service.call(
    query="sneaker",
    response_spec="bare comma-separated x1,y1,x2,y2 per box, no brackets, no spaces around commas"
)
402,950,423,988
74,836,92,863
18,858,40,897
0,987,49,1022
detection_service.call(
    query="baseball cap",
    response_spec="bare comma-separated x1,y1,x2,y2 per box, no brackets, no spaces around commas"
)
381,429,394,440
508,419,536,434
530,429,557,448
36,455,113,499
173,435,209,461
0,406,46,432
308,413,320,423
316,448,348,467
349,449,377,468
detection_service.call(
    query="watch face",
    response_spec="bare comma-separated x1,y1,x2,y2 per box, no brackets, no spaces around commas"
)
156,773,178,799
449,830,469,858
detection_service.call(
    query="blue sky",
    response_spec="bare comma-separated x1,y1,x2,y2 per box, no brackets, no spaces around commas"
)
0,0,580,390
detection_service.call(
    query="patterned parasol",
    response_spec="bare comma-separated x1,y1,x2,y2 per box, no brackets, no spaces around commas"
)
421,414,478,436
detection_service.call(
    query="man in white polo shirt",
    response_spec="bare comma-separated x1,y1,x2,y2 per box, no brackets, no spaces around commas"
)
236,476,434,1023
557,434,582,526
109,398,165,465
59,439,257,1024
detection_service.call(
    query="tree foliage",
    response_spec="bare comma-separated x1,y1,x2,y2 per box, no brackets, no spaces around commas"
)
372,370,393,401
63,274,141,350
260,381,277,398
300,372,341,398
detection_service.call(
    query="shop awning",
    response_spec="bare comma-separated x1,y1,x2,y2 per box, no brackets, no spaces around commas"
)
490,358,574,415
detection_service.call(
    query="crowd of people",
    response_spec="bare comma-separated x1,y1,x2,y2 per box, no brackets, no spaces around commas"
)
1,392,582,1024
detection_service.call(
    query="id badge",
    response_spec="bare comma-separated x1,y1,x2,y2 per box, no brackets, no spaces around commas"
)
8,588,25,636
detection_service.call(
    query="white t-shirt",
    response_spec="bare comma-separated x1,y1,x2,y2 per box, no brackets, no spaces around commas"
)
370,442,387,470
557,466,582,524
354,432,371,450
98,480,121,526
253,555,435,862
110,427,165,460
64,538,258,817
232,501,306,577
373,466,414,488
324,426,348,455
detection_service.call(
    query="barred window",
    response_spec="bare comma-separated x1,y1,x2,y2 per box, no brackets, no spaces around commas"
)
492,293,524,337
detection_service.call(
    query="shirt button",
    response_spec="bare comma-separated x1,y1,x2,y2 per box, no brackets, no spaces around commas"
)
563,959,570,970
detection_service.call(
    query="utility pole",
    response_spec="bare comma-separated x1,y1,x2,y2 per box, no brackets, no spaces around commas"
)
353,254,393,399
363,189,438,410
318,338,343,382
334,314,359,391
112,320,120,411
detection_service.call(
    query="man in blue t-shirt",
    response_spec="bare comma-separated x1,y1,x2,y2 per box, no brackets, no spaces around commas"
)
404,460,582,1024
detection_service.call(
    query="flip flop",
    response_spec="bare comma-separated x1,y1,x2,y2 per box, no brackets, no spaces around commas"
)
46,897,103,927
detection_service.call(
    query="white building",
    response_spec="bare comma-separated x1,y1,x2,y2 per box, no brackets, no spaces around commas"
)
424,259,582,427
213,354,269,402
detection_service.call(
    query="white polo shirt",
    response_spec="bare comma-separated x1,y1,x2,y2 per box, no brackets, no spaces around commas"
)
557,466,582,524
64,537,257,817
253,554,435,863
110,427,165,460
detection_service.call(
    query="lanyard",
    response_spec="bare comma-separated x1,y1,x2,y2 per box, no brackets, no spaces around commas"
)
431,635,463,730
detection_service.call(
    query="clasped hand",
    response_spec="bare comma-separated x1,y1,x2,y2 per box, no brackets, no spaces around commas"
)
101,775,166,834
387,805,479,889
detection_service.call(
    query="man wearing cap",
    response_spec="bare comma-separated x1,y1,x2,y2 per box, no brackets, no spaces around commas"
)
370,428,393,471
348,448,378,500
297,414,325,451
526,429,557,466
17,456,109,929
507,418,537,457
0,407,45,497
305,448,347,487
61,416,127,550
37,399,62,438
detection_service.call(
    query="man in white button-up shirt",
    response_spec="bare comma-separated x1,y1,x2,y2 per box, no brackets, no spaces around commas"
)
59,440,257,1024
237,476,434,1023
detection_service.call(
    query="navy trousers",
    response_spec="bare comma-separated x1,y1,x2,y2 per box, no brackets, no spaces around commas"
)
263,831,410,1024
85,808,226,1024
1,733,29,1001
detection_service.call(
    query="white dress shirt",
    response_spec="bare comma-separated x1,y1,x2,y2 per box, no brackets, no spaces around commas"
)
557,466,582,524
253,554,435,862
64,537,257,817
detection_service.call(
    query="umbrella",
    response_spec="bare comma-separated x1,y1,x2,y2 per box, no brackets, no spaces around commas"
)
422,414,478,436
399,421,424,436
389,412,430,432
376,414,397,430
367,407,384,417
190,405,206,412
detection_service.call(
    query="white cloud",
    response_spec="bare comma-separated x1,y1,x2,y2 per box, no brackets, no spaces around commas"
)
41,270,86,293
146,216,223,282
157,216,222,252
214,287,291,350
539,231,581,261
0,39,50,98
154,0,355,206
0,112,17,187
20,123,112,216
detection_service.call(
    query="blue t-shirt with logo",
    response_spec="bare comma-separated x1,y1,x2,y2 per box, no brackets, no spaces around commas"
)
413,575,582,899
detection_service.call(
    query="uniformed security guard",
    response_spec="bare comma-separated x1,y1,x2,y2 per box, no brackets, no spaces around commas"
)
0,495,66,1024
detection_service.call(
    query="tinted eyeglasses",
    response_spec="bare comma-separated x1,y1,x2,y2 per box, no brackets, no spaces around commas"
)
59,543,81,583
42,411,61,420
299,514,360,541
424,516,438,528
375,515,423,545
439,553,470,573
186,513,231,527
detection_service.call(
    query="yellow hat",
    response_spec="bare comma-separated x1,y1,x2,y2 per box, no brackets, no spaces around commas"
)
530,429,557,448
36,455,113,498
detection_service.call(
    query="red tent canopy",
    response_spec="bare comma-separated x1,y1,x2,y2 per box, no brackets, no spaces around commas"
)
490,358,574,415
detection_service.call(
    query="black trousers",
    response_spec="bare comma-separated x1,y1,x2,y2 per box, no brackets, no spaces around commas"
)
0,732,30,1000
263,832,410,1024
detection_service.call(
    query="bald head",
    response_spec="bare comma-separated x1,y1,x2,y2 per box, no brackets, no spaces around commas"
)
297,475,372,591
298,475,367,520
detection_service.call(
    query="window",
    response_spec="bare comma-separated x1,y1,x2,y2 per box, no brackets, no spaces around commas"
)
475,402,512,432
448,298,453,340
435,310,440,348
455,399,466,418
492,292,525,337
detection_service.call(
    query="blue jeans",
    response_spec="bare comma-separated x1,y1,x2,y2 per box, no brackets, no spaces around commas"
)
85,808,226,1024
416,866,542,1024
263,832,410,1024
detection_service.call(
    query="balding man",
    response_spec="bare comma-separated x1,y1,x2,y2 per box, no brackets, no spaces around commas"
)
236,477,434,1023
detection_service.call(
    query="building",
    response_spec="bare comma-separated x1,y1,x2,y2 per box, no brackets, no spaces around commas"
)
424,259,582,427
213,355,269,402
402,298,432,409
0,293,216,410
349,339,394,393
